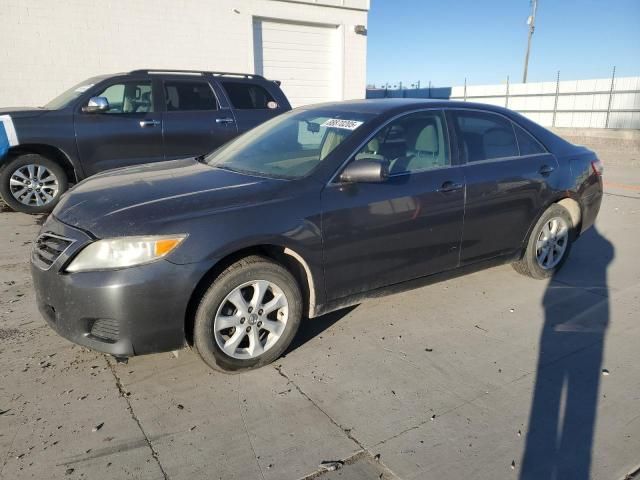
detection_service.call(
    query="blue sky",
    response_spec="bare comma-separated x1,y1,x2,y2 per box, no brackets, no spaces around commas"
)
366,0,640,87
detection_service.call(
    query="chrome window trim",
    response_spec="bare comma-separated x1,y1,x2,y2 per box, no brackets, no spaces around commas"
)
458,151,554,167
31,232,77,271
327,107,453,187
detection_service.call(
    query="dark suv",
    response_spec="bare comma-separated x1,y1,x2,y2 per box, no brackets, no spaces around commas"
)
31,99,603,373
0,69,291,213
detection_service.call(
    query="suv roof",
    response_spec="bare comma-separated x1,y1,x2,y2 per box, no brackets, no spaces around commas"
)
129,69,267,80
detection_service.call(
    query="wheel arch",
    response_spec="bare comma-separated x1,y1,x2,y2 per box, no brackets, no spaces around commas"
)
184,244,319,346
519,194,583,258
3,144,80,183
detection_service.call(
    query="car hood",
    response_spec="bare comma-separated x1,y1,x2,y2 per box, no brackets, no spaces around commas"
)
53,158,286,237
0,107,48,119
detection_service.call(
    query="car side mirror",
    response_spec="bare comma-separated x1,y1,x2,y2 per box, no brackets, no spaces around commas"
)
339,158,390,184
82,96,110,113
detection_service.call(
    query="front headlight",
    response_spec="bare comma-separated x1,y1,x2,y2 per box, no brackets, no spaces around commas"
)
66,235,187,272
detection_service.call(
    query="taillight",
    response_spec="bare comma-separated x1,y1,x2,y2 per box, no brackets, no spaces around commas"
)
591,159,603,176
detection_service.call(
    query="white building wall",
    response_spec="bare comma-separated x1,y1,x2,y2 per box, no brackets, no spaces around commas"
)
0,0,369,107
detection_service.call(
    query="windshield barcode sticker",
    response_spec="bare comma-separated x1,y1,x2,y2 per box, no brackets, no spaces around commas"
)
321,119,364,130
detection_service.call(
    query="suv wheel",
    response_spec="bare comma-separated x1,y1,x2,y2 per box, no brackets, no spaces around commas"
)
193,255,302,372
512,204,574,279
0,154,68,214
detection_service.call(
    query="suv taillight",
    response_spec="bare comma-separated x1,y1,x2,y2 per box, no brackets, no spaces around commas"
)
591,159,603,176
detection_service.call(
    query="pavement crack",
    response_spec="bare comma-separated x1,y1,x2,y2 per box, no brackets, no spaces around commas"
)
274,364,366,451
105,357,169,480
237,377,267,480
603,191,640,200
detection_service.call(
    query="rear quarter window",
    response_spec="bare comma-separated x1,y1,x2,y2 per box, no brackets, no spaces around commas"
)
221,82,278,110
514,123,546,155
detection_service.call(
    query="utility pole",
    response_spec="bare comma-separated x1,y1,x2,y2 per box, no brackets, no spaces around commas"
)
522,0,538,83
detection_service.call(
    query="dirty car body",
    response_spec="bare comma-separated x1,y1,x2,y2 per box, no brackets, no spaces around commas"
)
31,99,603,364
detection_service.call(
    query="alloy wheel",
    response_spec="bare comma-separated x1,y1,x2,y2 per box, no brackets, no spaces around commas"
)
535,217,569,269
213,280,289,359
9,164,59,207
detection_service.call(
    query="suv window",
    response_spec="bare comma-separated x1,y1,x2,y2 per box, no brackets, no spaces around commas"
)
354,110,450,174
164,81,217,111
514,123,546,156
95,81,153,114
221,82,277,110
453,111,518,162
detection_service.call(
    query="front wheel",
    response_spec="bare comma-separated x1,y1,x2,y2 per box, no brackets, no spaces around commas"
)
512,204,574,279
0,154,68,214
193,256,302,372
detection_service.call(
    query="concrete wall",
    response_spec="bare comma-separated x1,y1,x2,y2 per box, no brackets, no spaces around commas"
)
0,0,369,107
552,128,640,167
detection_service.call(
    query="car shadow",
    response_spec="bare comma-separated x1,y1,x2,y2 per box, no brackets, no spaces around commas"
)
520,226,614,479
285,305,358,354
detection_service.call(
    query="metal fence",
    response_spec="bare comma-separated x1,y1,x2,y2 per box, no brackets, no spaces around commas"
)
366,70,640,129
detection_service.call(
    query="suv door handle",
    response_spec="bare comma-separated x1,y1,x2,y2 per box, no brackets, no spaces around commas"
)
139,119,160,127
438,181,463,193
539,165,555,175
216,117,235,124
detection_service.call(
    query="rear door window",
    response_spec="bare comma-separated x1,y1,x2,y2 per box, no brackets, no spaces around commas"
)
221,82,277,109
514,123,546,156
453,111,519,162
164,81,217,111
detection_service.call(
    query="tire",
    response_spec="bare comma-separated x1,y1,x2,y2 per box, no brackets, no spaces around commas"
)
512,204,574,279
0,154,68,214
194,255,302,373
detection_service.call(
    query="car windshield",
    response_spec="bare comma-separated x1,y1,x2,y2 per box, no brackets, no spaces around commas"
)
205,109,374,179
44,80,99,109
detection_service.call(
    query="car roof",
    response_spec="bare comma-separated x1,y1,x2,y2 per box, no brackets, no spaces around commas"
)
298,98,514,117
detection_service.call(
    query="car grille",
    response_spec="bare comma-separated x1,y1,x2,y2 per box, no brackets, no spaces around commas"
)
32,233,75,270
89,319,120,343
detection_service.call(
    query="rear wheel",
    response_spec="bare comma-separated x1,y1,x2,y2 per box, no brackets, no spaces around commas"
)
512,204,574,279
0,154,68,214
193,256,302,372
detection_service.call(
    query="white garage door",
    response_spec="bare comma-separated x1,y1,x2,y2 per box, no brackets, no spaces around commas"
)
253,19,341,108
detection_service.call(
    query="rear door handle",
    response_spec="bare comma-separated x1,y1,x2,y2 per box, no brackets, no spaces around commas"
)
539,165,555,175
438,181,463,193
139,119,160,127
216,117,235,124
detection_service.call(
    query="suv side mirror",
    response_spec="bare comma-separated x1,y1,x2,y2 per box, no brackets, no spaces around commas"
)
339,158,390,184
83,96,110,113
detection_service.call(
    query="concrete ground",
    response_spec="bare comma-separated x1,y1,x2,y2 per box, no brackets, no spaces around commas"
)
1,147,639,479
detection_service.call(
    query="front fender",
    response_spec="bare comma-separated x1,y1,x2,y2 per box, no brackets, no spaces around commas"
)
0,115,19,161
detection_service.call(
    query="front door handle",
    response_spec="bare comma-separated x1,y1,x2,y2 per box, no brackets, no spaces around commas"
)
438,181,463,193
139,119,161,127
539,164,555,175
216,117,235,124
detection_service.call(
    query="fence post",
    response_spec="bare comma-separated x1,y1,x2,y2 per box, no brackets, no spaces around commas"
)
552,70,560,127
463,78,467,101
605,66,616,129
505,75,510,108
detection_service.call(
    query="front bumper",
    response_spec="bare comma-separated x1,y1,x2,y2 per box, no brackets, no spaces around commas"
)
31,216,210,357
